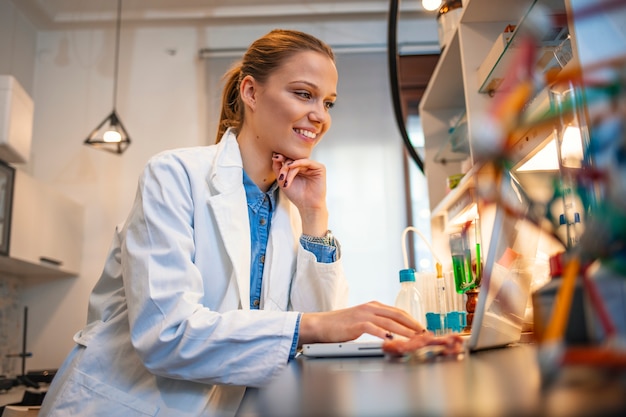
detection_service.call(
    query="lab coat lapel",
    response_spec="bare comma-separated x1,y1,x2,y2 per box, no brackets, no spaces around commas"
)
262,190,299,311
206,132,251,310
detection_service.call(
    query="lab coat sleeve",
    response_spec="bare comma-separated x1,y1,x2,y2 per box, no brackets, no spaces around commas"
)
267,192,349,313
120,152,299,387
290,243,349,312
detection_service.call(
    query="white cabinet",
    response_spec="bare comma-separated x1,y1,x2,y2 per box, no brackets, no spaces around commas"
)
0,169,83,279
0,75,33,163
419,0,591,267
421,0,543,210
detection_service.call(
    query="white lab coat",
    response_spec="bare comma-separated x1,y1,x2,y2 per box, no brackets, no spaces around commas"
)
39,130,349,417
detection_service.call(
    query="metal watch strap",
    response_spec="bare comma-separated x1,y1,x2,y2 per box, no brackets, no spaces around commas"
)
301,230,334,246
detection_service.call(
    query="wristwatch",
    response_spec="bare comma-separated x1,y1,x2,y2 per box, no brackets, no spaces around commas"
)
301,230,335,246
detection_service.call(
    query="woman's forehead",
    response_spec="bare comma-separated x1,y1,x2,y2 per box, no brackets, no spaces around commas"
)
271,51,338,87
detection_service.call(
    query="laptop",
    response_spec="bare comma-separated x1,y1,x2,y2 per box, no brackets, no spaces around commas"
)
303,171,537,357
301,339,384,358
466,170,538,351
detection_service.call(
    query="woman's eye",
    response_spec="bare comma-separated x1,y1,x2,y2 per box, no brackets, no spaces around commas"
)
325,101,335,110
296,91,312,100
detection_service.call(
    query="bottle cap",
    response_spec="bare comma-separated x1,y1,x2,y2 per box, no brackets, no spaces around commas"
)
399,268,416,282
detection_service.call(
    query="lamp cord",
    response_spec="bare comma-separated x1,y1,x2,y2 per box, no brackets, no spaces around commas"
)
112,0,122,109
386,0,425,173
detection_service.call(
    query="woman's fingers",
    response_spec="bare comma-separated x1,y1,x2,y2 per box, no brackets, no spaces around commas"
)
272,153,298,187
358,301,426,338
299,301,426,346
271,153,325,188
381,331,466,357
282,165,300,188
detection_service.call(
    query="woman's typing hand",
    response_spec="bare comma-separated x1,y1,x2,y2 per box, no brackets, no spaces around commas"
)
297,301,426,346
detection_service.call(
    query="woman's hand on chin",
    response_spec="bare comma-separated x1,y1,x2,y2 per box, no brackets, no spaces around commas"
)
272,152,329,236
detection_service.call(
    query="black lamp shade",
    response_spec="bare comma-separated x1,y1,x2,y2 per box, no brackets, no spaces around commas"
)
84,109,131,154
83,0,131,155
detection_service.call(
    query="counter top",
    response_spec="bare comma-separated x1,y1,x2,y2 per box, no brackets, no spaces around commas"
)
238,343,626,417
0,386,26,407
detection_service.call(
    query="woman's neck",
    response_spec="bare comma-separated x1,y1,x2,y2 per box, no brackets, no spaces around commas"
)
237,131,275,192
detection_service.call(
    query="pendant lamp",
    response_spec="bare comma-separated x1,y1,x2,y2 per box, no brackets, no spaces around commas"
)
422,0,442,11
84,0,131,154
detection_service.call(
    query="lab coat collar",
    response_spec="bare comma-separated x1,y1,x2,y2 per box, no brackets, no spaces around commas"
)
207,128,244,195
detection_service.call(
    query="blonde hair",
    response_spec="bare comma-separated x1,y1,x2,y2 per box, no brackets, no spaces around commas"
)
216,29,335,143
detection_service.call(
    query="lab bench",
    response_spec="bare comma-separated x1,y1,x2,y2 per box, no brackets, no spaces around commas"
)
237,343,626,417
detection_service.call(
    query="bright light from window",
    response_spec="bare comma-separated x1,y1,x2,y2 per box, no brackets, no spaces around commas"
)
561,125,583,168
407,114,434,273
516,125,583,172
517,139,559,172
448,203,478,227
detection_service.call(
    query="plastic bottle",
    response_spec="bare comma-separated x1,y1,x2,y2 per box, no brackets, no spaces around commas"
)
395,268,425,323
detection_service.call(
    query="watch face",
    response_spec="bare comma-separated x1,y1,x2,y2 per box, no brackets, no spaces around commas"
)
302,230,334,246
325,231,335,245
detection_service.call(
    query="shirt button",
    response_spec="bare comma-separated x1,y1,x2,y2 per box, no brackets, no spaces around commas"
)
260,218,266,226
260,255,265,264
253,299,260,307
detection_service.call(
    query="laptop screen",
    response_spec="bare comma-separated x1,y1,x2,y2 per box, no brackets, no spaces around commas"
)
467,171,540,351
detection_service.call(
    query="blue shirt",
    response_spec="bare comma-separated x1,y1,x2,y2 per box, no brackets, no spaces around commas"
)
242,171,337,359
243,172,277,310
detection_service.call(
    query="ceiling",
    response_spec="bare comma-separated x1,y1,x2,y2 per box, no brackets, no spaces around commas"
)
11,0,430,29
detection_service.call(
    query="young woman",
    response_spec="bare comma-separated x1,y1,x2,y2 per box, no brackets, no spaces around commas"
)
39,29,424,417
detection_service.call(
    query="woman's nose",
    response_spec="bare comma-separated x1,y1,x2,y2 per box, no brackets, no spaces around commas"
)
309,103,329,124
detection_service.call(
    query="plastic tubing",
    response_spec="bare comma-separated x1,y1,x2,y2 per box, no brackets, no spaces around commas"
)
401,226,442,274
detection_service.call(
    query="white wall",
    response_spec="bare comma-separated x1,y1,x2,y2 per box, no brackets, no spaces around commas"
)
1,1,438,370
0,0,36,94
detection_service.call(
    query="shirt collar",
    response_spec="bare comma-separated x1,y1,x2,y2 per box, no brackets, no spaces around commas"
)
242,170,278,213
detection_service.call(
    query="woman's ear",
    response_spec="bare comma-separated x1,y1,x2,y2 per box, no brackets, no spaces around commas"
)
240,75,257,110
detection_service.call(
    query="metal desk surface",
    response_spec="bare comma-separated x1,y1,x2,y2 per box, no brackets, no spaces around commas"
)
239,343,626,417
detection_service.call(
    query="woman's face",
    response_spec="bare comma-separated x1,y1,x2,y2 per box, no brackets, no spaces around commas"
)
241,50,338,160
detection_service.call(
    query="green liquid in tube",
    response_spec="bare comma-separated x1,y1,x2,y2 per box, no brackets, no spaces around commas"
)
475,243,482,286
452,254,466,294
464,249,473,288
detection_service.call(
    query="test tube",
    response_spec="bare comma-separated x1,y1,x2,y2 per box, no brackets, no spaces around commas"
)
435,273,447,334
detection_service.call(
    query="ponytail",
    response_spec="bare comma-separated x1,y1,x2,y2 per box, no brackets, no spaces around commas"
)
216,64,243,143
